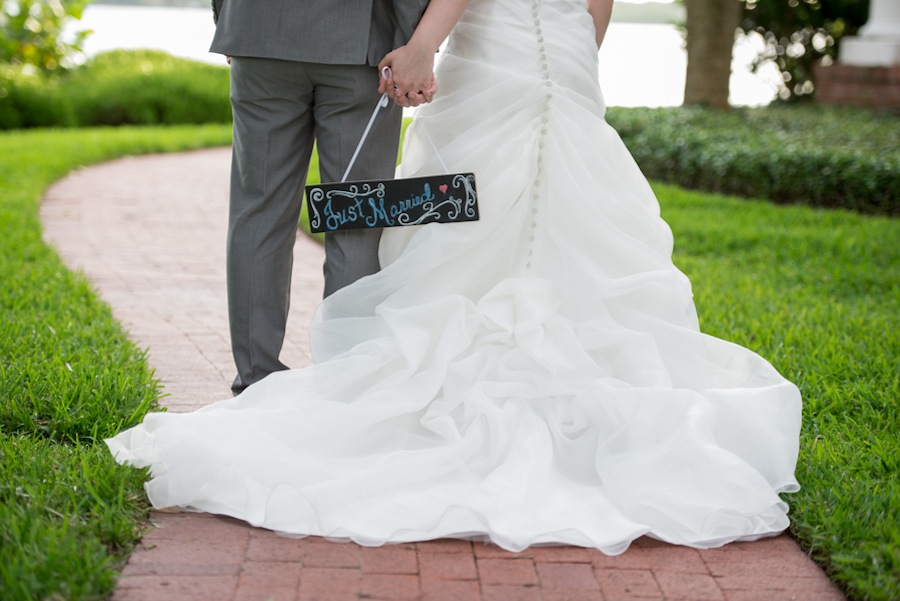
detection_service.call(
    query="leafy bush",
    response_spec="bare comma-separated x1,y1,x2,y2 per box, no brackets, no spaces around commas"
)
0,50,231,129
607,105,899,215
0,0,91,73
65,50,232,126
0,67,75,129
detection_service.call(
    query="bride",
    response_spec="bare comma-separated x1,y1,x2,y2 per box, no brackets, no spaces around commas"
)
107,0,801,554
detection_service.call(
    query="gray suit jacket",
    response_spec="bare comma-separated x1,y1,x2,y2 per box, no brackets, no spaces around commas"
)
210,0,429,66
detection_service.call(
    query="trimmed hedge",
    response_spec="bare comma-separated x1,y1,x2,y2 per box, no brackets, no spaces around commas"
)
0,50,231,129
607,105,900,216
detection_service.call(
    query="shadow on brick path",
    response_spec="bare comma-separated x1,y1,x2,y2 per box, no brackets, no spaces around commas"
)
40,148,844,601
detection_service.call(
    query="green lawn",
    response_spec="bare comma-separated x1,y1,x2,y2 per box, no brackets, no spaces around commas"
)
658,186,899,600
0,125,897,600
0,125,232,600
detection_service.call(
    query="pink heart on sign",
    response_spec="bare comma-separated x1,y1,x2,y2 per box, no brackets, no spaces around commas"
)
439,184,449,194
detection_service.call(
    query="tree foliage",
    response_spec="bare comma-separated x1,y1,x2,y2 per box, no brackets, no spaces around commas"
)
741,0,870,102
0,0,91,73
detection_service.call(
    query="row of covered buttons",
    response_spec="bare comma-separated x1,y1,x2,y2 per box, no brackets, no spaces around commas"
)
526,0,551,272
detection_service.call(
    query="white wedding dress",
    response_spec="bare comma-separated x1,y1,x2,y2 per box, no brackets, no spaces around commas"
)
107,0,801,553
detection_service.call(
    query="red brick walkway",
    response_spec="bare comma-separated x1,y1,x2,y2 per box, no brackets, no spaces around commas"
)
41,148,844,601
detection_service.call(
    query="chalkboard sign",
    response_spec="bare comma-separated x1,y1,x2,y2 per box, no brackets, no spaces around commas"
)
306,173,478,234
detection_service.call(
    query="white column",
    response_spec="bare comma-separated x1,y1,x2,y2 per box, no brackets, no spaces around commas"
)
841,0,900,66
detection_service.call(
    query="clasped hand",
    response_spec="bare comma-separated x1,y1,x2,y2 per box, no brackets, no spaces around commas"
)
378,43,438,108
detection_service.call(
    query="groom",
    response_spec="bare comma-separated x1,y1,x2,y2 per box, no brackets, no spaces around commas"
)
210,0,431,394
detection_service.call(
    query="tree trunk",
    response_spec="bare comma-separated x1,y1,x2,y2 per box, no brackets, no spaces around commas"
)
683,0,743,109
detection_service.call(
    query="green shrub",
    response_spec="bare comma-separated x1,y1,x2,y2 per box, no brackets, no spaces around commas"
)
65,50,232,126
0,67,75,129
0,50,231,129
607,105,900,215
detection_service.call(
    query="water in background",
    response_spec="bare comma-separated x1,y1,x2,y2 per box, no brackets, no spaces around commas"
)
70,3,781,107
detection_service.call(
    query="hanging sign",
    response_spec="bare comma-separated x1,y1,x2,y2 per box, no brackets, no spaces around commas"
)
306,173,478,234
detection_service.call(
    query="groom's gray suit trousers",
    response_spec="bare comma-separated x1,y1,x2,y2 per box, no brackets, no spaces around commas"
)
227,57,402,393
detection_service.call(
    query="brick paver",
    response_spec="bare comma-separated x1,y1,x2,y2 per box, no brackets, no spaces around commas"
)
40,148,845,600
